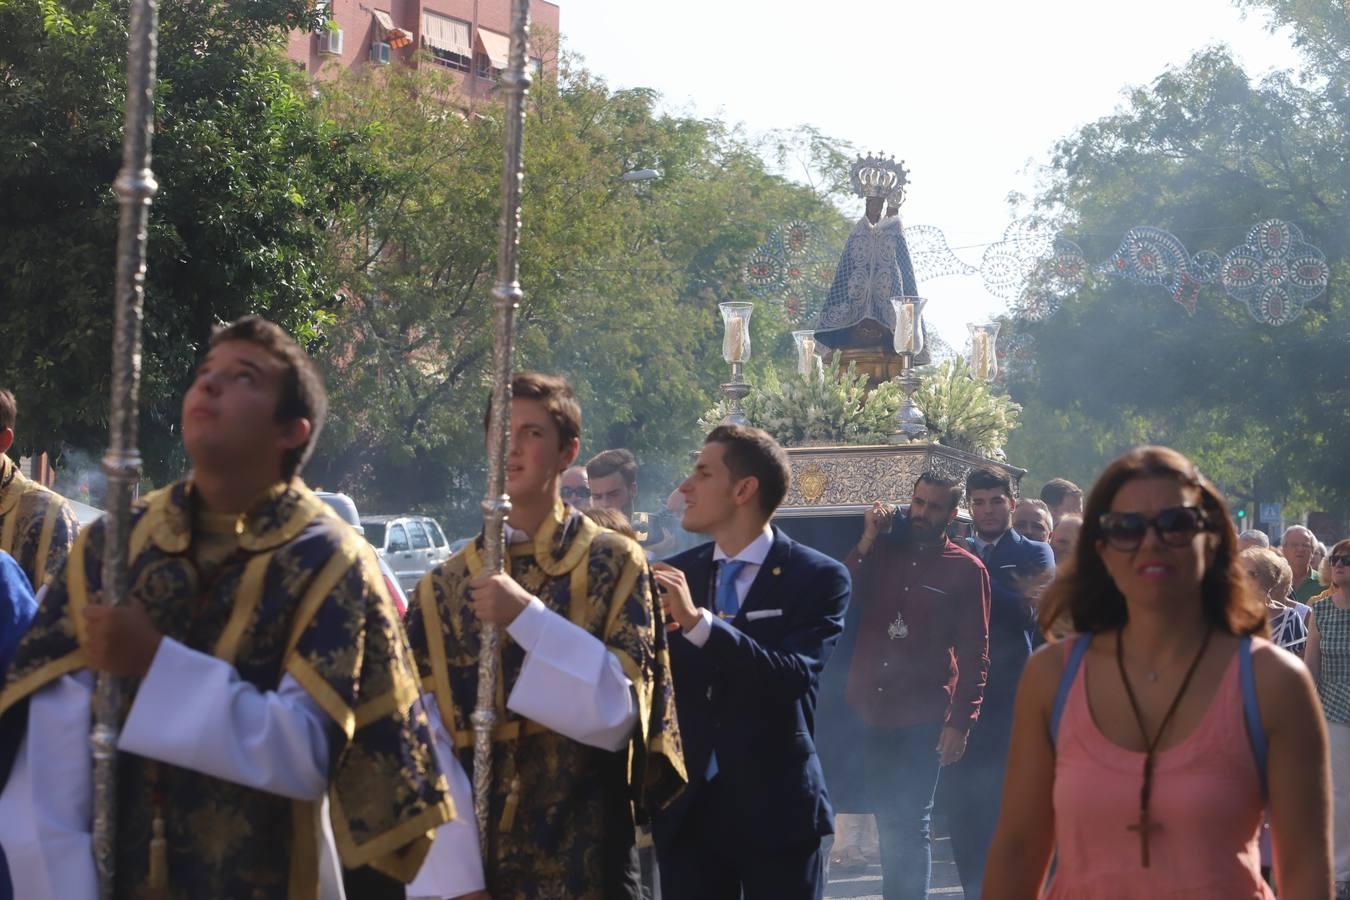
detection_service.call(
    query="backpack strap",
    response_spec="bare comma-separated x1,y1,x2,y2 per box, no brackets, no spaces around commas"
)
1050,633,1093,745
1239,635,1270,802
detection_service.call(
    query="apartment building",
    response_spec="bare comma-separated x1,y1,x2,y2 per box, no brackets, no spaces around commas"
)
287,0,560,98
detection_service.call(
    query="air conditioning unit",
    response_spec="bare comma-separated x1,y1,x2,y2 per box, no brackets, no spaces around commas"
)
319,27,344,56
370,40,391,65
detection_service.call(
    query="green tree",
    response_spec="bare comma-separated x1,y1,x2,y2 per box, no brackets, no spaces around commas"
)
307,53,851,532
1006,19,1350,514
0,0,380,484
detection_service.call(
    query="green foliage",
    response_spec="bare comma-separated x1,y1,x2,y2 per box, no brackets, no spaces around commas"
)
914,359,1021,457
0,0,370,482
306,52,851,532
699,354,901,447
1007,17,1350,514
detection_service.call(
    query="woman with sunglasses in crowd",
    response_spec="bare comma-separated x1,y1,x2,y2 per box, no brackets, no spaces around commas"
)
1304,538,1350,894
985,445,1331,899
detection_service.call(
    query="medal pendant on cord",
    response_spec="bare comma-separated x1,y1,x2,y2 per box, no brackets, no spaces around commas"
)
888,612,909,640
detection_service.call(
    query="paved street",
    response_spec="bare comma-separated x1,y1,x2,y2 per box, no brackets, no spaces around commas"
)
825,833,964,899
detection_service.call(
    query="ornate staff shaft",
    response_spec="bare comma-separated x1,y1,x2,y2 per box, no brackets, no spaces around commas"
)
473,0,532,858
93,0,160,890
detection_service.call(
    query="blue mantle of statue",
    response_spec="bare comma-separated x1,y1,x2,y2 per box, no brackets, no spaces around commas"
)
815,214,919,351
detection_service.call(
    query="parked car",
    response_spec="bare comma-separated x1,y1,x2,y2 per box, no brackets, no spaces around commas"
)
314,491,408,615
360,515,452,593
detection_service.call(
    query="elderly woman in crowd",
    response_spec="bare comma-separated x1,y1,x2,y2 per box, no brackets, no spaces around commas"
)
1050,515,1083,566
1306,539,1350,893
1242,546,1309,657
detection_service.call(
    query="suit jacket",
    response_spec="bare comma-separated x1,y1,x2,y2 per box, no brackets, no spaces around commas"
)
967,529,1054,722
653,527,850,852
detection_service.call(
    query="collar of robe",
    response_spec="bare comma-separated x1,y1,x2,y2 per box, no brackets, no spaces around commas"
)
0,454,23,516
141,477,327,555
464,497,601,578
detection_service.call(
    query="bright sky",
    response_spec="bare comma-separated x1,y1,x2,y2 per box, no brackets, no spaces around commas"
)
562,0,1302,349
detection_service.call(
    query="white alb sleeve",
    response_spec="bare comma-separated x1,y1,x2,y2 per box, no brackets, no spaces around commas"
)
504,596,638,752
0,671,98,900
118,636,330,800
405,695,485,898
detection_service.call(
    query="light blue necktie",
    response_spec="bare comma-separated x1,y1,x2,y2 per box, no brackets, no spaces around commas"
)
716,559,749,618
706,559,749,781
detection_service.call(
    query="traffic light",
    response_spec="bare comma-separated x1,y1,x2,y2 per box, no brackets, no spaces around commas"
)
1237,508,1247,520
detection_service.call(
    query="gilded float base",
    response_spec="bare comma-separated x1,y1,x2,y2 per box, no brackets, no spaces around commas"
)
778,443,1026,518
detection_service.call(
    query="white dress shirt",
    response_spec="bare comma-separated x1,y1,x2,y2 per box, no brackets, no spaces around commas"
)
681,524,775,648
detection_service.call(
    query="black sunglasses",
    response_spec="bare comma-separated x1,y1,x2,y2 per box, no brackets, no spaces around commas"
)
1331,555,1350,567
560,487,591,500
1098,506,1212,551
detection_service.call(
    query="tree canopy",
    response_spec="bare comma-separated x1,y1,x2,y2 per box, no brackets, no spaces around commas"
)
0,4,851,528
1006,1,1349,517
306,53,851,532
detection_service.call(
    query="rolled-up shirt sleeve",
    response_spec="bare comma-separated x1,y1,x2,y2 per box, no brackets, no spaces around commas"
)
118,637,330,800
505,596,638,752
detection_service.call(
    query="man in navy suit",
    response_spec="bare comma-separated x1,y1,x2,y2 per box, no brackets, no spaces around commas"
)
938,467,1054,899
650,425,850,900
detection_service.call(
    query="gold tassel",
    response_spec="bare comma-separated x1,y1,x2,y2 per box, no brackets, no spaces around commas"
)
500,777,520,833
148,813,168,892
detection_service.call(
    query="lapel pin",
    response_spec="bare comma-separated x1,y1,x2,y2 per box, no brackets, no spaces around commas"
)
772,567,782,576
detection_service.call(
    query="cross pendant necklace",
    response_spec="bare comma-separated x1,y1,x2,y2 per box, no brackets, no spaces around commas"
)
1115,626,1212,868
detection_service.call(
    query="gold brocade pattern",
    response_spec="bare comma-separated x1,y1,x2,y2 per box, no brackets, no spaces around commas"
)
0,479,453,898
0,453,81,588
405,504,686,899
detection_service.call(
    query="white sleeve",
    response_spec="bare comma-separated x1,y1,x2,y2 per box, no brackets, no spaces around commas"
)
118,637,330,800
504,596,638,752
681,608,714,648
405,696,485,898
0,671,97,900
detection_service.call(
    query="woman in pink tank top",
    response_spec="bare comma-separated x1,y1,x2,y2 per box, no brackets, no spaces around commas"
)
983,447,1331,899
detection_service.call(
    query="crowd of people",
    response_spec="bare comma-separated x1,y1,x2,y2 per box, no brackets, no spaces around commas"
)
0,316,1345,899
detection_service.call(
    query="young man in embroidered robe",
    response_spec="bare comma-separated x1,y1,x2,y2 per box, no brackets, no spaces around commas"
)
0,388,81,589
404,372,686,900
0,317,453,899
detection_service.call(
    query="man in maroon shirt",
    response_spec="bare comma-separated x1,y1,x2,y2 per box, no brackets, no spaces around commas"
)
843,472,990,900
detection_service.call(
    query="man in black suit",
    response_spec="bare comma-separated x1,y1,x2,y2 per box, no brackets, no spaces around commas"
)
938,466,1054,899
650,425,850,900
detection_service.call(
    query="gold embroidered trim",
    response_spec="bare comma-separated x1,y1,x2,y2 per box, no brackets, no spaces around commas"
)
534,504,598,577
604,543,647,642
449,717,550,748
0,455,20,517
0,650,87,717
286,655,356,739
211,552,272,665
418,578,459,741
287,800,319,900
328,791,454,882
353,676,421,731
67,527,92,647
283,535,361,659
0,499,17,555
569,558,589,627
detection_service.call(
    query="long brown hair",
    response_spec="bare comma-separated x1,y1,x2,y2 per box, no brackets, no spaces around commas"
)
1038,445,1268,637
